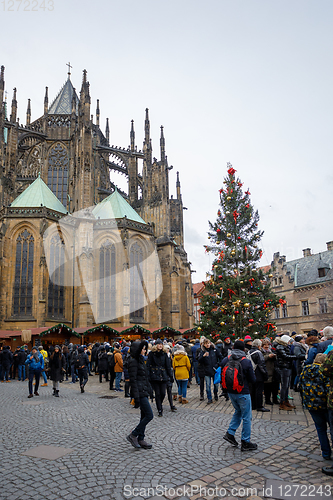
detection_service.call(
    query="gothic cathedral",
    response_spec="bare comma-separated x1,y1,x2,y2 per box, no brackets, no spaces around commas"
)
0,66,194,332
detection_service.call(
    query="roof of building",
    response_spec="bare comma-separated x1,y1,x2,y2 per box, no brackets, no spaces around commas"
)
48,77,79,115
284,250,333,287
10,175,68,214
92,189,147,224
193,282,206,295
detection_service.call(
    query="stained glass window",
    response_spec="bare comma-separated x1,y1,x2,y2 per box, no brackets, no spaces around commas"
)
47,235,65,318
13,230,34,317
99,241,116,320
47,143,68,206
130,242,144,320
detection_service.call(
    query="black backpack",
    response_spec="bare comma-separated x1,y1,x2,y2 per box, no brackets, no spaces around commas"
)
108,353,115,369
221,355,245,393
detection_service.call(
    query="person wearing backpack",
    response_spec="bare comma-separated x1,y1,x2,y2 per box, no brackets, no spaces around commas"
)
248,339,270,412
221,340,257,451
98,346,109,383
25,346,44,398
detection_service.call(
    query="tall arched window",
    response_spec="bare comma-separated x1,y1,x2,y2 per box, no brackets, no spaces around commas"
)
47,143,68,206
99,240,116,321
130,242,144,321
13,229,34,317
48,235,65,318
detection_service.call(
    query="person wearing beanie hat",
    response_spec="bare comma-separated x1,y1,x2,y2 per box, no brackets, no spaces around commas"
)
292,335,307,391
172,344,191,403
147,339,173,416
127,340,154,450
243,336,253,354
221,341,257,451
275,334,304,410
248,339,270,412
17,346,27,382
25,346,44,398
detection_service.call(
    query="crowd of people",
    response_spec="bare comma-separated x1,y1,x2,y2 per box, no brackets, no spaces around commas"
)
1,326,333,475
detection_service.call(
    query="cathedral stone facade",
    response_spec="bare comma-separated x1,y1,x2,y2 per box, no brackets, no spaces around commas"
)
0,66,194,332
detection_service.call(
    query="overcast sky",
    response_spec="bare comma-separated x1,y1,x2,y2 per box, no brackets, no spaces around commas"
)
2,0,333,282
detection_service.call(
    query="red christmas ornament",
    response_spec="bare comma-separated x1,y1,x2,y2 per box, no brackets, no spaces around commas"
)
217,228,221,233
219,188,223,194
217,210,221,216
235,310,239,314
245,190,251,195
218,275,222,279
249,319,254,323
233,210,240,223
246,204,250,208
201,311,205,315
228,167,236,176
238,182,243,187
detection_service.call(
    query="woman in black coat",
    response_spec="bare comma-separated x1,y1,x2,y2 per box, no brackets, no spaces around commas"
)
147,340,173,416
126,340,153,450
49,345,66,397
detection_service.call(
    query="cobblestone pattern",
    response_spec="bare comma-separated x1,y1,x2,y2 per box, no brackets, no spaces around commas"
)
0,379,332,500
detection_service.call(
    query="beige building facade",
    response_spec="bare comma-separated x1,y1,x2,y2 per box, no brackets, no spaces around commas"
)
270,242,333,335
0,66,194,332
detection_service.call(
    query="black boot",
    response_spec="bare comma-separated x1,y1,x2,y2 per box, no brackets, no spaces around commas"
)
52,387,56,396
55,390,59,397
125,381,131,398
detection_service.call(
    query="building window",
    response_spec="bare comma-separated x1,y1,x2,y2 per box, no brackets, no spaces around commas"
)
13,229,34,317
318,268,327,278
282,303,288,318
47,143,68,206
47,235,65,318
279,277,283,285
130,242,144,321
319,298,328,314
99,240,116,321
274,278,278,286
302,300,309,316
274,307,280,319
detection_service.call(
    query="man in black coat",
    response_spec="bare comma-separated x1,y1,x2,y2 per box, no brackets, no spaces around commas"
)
197,338,222,404
1,346,13,382
127,340,154,450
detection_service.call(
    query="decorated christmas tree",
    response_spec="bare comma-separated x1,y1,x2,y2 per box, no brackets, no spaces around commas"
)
199,163,284,340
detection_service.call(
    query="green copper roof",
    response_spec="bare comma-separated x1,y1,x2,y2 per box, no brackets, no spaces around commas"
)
92,189,147,224
10,175,67,214
48,77,79,115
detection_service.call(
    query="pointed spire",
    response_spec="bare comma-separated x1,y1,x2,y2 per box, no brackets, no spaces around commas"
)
96,99,100,127
44,86,48,115
71,87,76,115
105,118,110,145
66,62,72,79
0,65,4,104
176,171,182,200
26,99,31,126
10,87,17,123
160,125,165,163
130,120,135,151
144,108,150,144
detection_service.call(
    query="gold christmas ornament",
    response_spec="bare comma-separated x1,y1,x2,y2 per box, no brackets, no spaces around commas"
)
240,280,243,284
227,196,232,200
232,315,235,321
220,321,225,326
244,303,250,308
227,233,231,238
226,211,230,214
268,274,273,278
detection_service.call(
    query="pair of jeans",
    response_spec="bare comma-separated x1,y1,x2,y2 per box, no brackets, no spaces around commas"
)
132,396,154,441
252,381,264,409
280,368,292,402
99,369,108,383
18,364,26,381
228,393,252,442
115,372,122,390
177,379,188,398
205,375,218,402
28,371,40,395
151,381,167,412
79,368,88,388
42,370,47,384
71,364,77,383
2,368,10,381
310,409,332,458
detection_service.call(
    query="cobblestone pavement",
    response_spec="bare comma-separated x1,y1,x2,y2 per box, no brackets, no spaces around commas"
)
1,377,333,500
